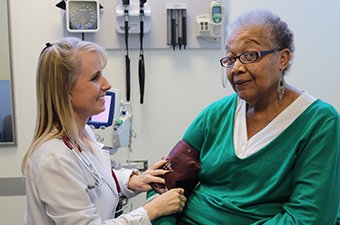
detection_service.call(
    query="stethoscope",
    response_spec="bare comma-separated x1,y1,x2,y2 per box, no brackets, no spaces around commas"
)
62,135,128,217
62,135,102,189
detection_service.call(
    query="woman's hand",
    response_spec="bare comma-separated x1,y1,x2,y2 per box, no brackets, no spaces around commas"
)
143,188,186,221
128,159,169,192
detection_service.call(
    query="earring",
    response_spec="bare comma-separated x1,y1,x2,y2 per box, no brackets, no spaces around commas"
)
277,74,286,100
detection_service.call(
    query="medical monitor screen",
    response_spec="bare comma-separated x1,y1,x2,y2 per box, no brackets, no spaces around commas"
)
212,6,222,14
87,91,119,128
91,95,111,123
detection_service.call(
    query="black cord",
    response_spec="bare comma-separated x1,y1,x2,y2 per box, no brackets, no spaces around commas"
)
123,0,130,102
138,0,146,104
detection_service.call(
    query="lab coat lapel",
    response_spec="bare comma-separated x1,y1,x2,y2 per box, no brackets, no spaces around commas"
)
84,126,118,194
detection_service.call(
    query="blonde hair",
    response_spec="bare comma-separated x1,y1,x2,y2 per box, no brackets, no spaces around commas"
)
21,37,107,173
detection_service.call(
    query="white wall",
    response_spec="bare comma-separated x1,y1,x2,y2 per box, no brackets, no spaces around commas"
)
0,0,11,80
1,0,339,224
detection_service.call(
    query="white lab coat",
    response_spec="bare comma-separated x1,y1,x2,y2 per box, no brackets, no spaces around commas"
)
25,126,151,225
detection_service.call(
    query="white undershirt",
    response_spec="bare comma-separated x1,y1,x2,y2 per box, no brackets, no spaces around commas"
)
234,91,316,159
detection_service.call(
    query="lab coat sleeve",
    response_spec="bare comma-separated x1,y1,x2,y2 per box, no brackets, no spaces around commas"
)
104,207,151,225
36,152,103,225
114,167,141,198
32,151,150,225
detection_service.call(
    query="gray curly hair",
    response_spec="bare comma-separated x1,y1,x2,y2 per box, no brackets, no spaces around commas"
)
226,9,295,76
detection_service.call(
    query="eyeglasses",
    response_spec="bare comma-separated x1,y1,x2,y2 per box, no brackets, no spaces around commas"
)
220,48,281,68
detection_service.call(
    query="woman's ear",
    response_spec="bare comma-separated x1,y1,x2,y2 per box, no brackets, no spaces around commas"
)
279,48,291,71
69,91,73,102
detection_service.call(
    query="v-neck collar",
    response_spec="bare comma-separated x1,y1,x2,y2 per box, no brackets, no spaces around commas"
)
233,91,316,159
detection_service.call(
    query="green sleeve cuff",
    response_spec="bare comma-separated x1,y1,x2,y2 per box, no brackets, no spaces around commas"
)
152,216,176,225
146,189,157,199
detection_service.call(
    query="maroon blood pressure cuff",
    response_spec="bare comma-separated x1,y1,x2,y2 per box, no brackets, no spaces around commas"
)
151,140,200,197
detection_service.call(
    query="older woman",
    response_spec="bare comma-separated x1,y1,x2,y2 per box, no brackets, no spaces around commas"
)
152,10,340,225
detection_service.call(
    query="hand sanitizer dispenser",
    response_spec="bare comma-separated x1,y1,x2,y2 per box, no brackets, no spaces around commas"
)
196,0,224,42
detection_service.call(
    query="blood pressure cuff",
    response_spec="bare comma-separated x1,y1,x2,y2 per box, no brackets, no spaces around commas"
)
151,140,200,197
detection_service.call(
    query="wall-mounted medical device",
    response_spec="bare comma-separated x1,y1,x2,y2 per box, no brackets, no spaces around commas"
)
87,89,132,154
166,3,187,50
65,0,100,33
112,103,132,149
196,0,224,42
57,0,227,49
115,1,151,34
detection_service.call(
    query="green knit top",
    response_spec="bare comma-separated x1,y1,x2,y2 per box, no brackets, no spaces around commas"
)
153,94,340,225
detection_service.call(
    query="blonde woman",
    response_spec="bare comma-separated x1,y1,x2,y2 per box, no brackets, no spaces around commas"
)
22,37,186,225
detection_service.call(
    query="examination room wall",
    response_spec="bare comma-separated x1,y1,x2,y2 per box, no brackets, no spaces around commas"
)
1,0,339,224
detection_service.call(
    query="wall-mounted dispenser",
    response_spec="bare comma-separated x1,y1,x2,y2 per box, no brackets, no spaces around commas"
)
166,3,187,50
116,1,151,34
196,0,224,42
